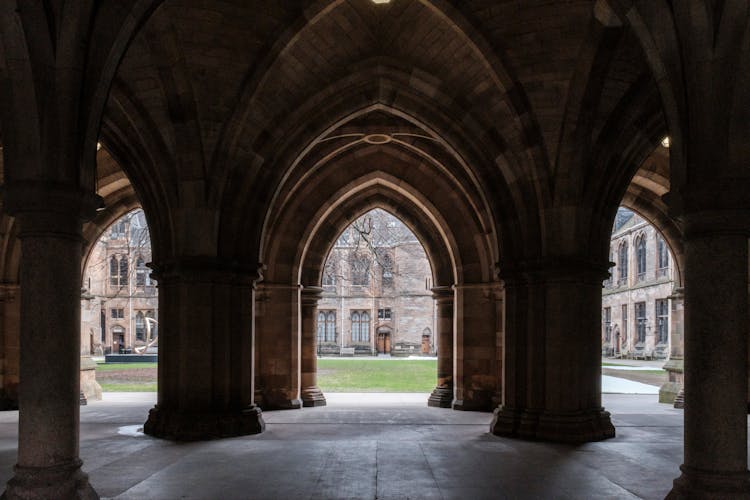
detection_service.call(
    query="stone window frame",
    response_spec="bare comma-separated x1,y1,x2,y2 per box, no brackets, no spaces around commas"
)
317,310,336,343
656,236,670,277
135,255,149,287
351,310,370,343
603,307,612,342
110,308,125,319
617,240,629,285
135,311,146,341
378,308,392,320
351,254,370,287
635,233,647,282
655,299,669,344
635,301,647,343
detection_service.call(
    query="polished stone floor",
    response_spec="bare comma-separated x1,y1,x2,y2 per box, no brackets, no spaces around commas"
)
0,393,692,499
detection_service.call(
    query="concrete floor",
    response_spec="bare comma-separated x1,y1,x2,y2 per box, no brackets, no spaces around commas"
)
0,393,689,499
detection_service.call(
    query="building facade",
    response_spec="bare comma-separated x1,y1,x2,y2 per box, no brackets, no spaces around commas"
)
81,210,158,355
602,208,674,359
317,210,435,356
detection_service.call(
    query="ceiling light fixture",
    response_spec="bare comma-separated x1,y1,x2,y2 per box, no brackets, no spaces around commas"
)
372,0,391,4
660,136,670,148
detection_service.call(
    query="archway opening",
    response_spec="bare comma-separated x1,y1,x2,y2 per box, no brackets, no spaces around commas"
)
315,208,437,395
81,208,158,397
600,136,683,404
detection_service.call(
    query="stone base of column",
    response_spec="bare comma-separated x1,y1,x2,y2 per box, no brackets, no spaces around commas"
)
2,459,98,499
452,391,494,412
143,405,265,441
491,406,615,443
659,382,682,404
427,386,453,408
667,465,750,499
301,387,327,407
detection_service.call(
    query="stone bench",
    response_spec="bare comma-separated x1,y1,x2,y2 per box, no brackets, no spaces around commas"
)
340,347,355,357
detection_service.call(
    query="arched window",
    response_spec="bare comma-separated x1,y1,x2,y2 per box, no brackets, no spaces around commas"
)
325,311,336,342
323,261,336,287
119,256,129,286
351,255,370,286
317,312,326,343
135,312,145,341
618,241,628,285
136,255,148,287
360,312,370,342
109,256,119,286
657,236,670,277
636,235,647,281
351,311,370,342
351,312,361,342
381,253,393,287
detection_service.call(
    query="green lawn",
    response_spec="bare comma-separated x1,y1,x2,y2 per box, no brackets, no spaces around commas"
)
317,359,436,392
96,362,157,392
95,362,157,371
94,359,438,392
98,382,158,392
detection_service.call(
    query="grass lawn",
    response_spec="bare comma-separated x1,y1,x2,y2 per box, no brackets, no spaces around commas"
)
95,362,158,371
96,362,157,392
95,360,437,393
317,359,436,392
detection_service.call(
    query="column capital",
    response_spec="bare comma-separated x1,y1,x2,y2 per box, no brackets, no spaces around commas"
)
430,285,453,302
301,285,324,305
2,181,102,237
149,257,261,286
679,209,750,239
499,256,609,285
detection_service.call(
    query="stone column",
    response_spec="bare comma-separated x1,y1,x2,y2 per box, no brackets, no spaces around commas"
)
660,287,684,404
492,260,615,443
428,286,453,408
452,282,501,412
2,183,99,499
144,258,264,440
300,286,326,407
668,223,750,497
254,283,302,410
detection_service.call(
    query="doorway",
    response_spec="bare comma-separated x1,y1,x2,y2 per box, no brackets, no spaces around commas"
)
377,329,391,354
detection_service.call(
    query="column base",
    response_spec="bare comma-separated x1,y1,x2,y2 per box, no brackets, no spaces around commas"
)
143,405,265,441
2,459,98,499
452,396,494,412
659,381,682,404
427,386,453,408
301,387,327,407
667,465,750,499
491,406,615,443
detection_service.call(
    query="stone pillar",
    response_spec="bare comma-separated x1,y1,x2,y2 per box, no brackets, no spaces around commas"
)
668,224,750,497
660,287,684,404
2,183,99,499
452,283,501,412
300,286,326,407
428,286,453,408
492,260,615,443
143,259,264,440
254,283,302,410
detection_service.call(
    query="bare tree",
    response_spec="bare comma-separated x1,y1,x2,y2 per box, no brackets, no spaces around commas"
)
322,209,421,288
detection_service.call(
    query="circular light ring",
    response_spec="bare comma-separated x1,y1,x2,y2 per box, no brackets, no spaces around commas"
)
363,134,392,145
